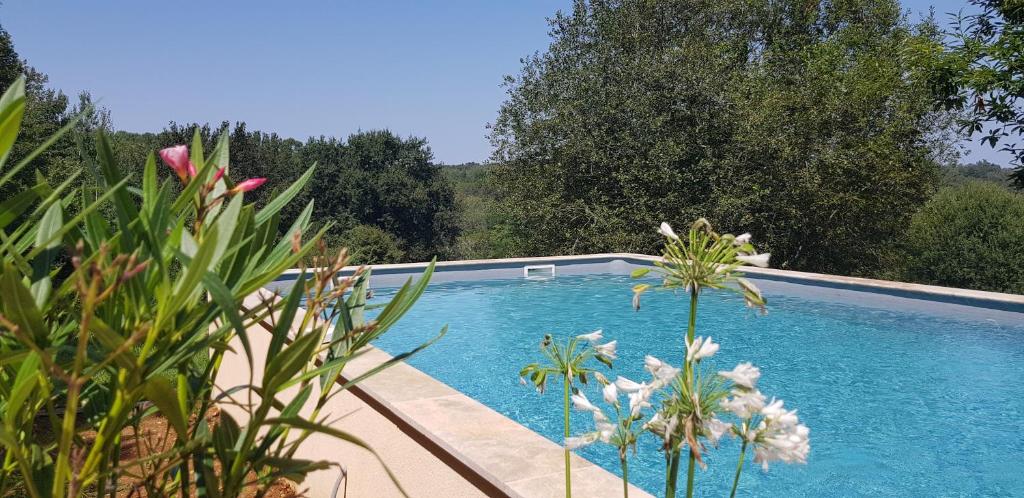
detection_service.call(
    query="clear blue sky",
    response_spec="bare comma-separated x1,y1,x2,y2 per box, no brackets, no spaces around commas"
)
1,0,1009,165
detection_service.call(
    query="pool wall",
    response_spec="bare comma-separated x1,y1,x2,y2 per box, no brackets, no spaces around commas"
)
267,253,1024,322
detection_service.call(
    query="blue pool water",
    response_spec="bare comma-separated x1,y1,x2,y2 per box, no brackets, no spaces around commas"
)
366,274,1024,496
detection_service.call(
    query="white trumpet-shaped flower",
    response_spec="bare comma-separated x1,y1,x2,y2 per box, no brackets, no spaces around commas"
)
643,355,680,386
685,335,719,362
734,233,752,245
658,222,680,240
628,389,652,418
719,362,761,389
594,340,617,360
720,388,766,419
751,405,810,470
576,329,604,344
571,392,601,413
564,433,599,450
705,417,733,446
736,253,771,268
614,376,645,393
602,382,619,405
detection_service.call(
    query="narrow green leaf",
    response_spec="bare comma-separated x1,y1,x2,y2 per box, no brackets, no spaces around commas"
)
631,267,652,278
143,378,189,438
0,75,26,167
0,263,47,342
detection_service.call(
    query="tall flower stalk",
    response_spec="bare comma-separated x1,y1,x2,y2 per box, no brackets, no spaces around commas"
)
632,219,769,498
566,355,679,497
520,331,616,498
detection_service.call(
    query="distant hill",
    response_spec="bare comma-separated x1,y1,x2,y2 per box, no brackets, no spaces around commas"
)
942,160,1012,187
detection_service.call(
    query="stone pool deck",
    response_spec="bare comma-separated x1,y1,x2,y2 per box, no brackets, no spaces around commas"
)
216,290,649,498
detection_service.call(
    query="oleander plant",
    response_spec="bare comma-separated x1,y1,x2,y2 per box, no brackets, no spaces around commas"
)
0,75,442,497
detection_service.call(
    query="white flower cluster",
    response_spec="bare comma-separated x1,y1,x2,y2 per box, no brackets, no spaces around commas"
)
716,362,810,470
576,329,618,361
566,391,617,449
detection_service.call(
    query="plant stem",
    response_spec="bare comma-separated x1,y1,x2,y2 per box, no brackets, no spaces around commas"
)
665,447,680,497
563,372,572,498
685,453,696,498
684,289,699,498
621,456,629,498
729,441,748,498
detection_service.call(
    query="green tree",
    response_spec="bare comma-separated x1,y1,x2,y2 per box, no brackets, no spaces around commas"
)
490,0,950,276
905,182,1024,294
923,0,1024,188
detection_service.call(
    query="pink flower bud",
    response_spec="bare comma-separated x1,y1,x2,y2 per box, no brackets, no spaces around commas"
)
158,145,192,182
212,167,226,183
231,178,266,194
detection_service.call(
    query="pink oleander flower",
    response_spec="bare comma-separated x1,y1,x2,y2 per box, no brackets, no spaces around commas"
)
231,177,267,194
159,145,196,183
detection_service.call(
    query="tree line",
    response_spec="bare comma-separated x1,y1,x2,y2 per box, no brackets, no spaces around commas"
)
2,0,1023,294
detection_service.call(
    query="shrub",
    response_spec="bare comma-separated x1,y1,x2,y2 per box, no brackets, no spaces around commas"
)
906,182,1024,293
344,224,405,264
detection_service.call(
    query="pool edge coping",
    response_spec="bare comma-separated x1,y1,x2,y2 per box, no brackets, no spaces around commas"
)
241,290,653,498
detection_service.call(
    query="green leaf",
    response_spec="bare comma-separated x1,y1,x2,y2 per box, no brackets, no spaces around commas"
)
5,351,41,427
263,330,320,392
202,272,253,366
170,226,218,314
190,127,204,167
631,267,651,278
210,132,230,199
0,263,47,342
211,193,242,266
0,187,39,230
143,378,189,438
255,164,315,225
0,75,26,167
30,202,62,306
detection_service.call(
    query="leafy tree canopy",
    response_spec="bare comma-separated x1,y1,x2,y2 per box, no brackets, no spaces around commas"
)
490,0,952,276
923,0,1024,188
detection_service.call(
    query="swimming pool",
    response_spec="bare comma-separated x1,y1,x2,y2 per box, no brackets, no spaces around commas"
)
356,267,1024,497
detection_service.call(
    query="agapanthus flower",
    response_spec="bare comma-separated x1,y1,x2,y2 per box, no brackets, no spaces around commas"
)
643,355,680,385
704,417,733,446
658,222,680,240
685,336,719,362
736,253,771,268
571,392,601,413
577,329,603,344
719,362,761,389
749,400,810,470
720,389,766,419
737,278,764,308
594,340,617,360
614,376,645,393
565,433,600,450
628,389,652,418
603,382,619,405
